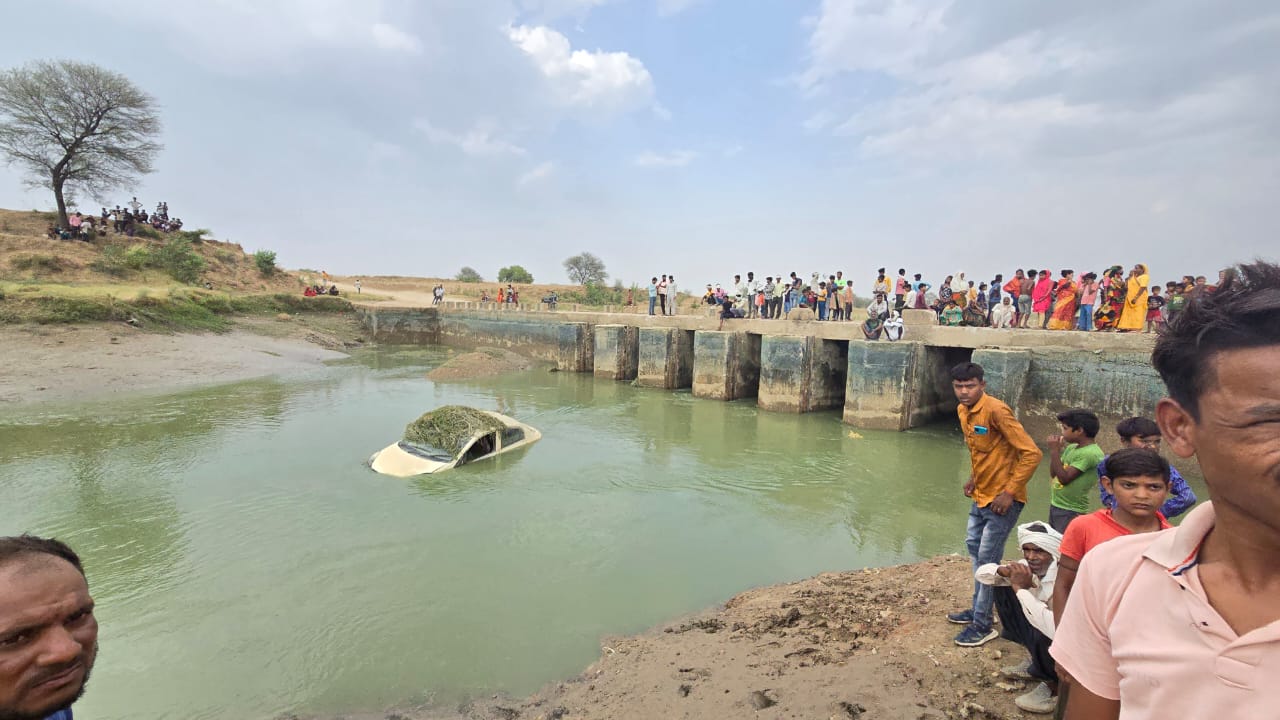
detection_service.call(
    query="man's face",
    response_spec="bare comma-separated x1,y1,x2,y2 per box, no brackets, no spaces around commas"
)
0,559,97,720
1021,544,1054,577
1159,346,1280,534
952,378,985,407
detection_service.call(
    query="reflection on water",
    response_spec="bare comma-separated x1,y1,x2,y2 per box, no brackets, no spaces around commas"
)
0,346,1205,720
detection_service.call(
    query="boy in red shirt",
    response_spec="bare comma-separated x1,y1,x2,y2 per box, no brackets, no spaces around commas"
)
1052,447,1172,625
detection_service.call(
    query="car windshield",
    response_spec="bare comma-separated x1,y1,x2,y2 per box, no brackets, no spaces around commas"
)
397,440,455,463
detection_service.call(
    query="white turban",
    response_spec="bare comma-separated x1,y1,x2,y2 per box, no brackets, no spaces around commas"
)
1017,522,1063,561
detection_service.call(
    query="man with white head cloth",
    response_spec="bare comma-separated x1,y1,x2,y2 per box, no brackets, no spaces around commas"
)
974,521,1063,714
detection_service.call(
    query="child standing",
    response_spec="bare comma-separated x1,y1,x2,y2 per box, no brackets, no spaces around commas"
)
1164,282,1186,324
1144,286,1165,333
1045,409,1105,533
1096,417,1197,518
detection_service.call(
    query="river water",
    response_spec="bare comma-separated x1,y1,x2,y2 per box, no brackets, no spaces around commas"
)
0,346,1200,720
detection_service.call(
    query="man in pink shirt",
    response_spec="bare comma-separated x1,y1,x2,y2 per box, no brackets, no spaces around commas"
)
1050,261,1280,719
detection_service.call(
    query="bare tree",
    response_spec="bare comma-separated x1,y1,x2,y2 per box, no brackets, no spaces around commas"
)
0,60,162,228
563,252,608,285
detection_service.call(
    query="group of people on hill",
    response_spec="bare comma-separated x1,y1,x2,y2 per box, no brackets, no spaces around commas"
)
944,262,1280,718
46,196,183,241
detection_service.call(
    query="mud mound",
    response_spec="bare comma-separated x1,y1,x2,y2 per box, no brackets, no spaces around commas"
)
425,347,533,381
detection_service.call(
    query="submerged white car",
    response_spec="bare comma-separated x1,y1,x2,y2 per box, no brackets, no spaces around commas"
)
370,406,541,477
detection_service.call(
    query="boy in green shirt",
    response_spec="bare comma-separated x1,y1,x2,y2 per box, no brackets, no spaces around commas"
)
1045,408,1105,533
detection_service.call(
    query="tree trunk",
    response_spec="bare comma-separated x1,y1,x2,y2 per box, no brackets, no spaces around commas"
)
52,174,68,229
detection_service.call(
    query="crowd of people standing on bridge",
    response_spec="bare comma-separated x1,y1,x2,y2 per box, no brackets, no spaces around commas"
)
694,264,1226,334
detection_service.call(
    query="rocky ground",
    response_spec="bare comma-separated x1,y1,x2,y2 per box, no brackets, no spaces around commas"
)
313,556,1045,720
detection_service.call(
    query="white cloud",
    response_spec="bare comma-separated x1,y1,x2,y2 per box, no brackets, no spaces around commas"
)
802,0,1280,167
518,161,556,186
414,120,527,157
507,24,655,113
635,150,697,167
370,22,423,54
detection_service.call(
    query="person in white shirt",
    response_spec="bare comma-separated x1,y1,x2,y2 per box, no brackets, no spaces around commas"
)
128,196,142,213
991,296,1016,328
883,311,904,341
666,275,677,315
974,522,1062,714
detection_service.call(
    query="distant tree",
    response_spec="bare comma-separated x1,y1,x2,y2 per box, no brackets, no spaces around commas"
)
498,265,534,283
563,252,608,285
456,266,482,283
0,60,162,230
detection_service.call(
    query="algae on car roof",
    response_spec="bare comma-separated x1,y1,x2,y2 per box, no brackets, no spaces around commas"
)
403,405,504,453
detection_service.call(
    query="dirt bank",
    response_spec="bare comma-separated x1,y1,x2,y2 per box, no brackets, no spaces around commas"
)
426,347,535,381
0,314,367,407
319,556,1040,720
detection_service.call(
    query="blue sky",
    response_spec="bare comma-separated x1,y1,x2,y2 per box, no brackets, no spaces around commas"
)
2,0,1277,288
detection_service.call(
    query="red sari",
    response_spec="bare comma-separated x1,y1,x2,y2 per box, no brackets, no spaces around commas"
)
1047,278,1078,330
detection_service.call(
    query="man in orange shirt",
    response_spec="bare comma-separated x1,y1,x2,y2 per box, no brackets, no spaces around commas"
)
947,362,1044,646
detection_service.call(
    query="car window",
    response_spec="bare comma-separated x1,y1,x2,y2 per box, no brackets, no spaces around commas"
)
397,441,453,463
459,432,497,465
501,427,524,447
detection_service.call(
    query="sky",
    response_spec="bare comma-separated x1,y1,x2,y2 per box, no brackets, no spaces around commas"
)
2,0,1277,287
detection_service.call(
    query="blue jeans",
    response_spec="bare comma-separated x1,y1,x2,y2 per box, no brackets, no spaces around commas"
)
817,301,827,320
1077,304,1093,330
965,500,1024,631
648,296,656,315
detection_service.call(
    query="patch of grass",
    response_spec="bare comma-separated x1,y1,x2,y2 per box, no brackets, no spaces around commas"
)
0,284,354,332
153,238,207,284
89,246,131,277
10,254,69,274
213,249,240,265
134,226,163,241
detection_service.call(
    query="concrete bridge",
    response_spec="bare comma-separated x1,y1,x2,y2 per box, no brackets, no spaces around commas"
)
355,302,1162,431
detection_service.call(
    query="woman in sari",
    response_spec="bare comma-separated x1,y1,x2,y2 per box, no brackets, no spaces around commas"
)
1093,266,1126,330
1030,268,1054,328
1047,270,1079,330
1116,263,1150,332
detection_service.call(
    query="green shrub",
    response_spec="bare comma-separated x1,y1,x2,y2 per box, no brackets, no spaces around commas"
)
559,281,626,306
176,228,211,245
124,245,151,270
455,266,482,283
253,250,277,276
154,238,206,284
90,245,131,277
9,254,67,274
134,226,163,240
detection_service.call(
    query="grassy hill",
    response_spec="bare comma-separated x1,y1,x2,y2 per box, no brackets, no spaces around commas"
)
0,208,350,331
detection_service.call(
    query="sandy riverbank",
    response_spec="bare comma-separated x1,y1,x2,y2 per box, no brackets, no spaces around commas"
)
316,555,1038,720
0,315,367,408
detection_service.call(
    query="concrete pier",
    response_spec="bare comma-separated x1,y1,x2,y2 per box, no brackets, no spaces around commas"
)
844,342,922,431
692,331,761,401
556,322,594,372
593,324,640,382
971,349,1032,418
637,327,694,389
758,336,848,413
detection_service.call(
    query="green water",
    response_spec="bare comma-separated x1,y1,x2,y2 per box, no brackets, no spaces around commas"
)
0,347,1192,720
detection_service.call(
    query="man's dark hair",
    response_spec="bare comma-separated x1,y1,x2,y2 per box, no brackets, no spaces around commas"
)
994,273,1003,281
950,362,984,382
1115,416,1161,440
1056,408,1100,438
1103,447,1170,484
0,535,85,576
1027,269,1038,278
914,273,921,280
878,267,885,273
1153,262,1280,419
898,268,905,274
